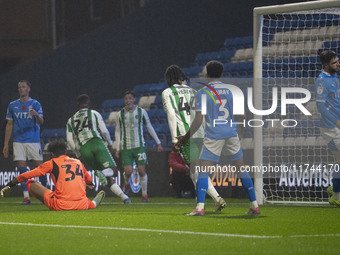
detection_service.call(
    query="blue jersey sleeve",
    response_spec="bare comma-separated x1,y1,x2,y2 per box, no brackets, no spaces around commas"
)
5,105,13,120
32,100,43,116
315,77,328,103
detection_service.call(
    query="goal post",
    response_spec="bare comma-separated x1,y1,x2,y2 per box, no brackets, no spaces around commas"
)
253,0,340,204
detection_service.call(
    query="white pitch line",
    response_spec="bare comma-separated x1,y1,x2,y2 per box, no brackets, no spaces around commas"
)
0,221,279,239
0,222,339,239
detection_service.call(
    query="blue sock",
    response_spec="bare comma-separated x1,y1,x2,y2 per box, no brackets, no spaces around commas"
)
333,165,340,192
239,172,256,202
196,172,208,203
18,167,28,192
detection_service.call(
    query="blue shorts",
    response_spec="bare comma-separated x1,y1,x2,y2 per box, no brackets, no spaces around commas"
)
200,136,243,162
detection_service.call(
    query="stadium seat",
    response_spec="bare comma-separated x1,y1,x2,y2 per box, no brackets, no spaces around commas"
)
138,95,156,110
101,98,125,112
182,66,204,78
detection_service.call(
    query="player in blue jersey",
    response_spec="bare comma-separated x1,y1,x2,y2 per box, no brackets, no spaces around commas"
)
315,50,340,206
2,80,46,205
176,61,260,216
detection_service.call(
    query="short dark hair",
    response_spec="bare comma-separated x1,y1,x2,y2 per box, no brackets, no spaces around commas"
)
206,60,224,78
19,80,31,88
48,140,67,156
165,65,188,87
124,90,135,98
320,50,337,66
77,94,90,107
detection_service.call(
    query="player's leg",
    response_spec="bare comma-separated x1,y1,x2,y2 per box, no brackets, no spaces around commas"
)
224,137,260,214
26,180,49,203
27,142,47,187
186,159,209,216
137,165,149,202
186,138,224,216
79,139,108,185
91,139,130,203
134,147,149,202
232,158,260,214
106,177,130,204
121,148,134,194
186,138,225,211
13,143,31,204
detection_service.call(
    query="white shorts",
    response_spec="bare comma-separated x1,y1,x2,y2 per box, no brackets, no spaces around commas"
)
13,142,43,161
200,136,243,162
319,127,340,151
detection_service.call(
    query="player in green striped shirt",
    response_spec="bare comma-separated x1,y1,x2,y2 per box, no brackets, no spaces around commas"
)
162,65,226,212
115,91,163,202
66,94,131,204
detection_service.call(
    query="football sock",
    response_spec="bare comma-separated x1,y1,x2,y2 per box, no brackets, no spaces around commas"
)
196,172,208,203
102,168,114,177
196,203,205,211
239,171,257,202
18,167,29,196
250,201,259,209
110,183,128,200
23,191,30,199
207,177,219,202
140,174,148,196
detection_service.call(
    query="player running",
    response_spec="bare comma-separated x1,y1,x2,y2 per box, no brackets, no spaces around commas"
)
176,60,260,216
315,50,340,206
0,140,105,211
162,64,226,213
66,94,130,204
115,91,163,202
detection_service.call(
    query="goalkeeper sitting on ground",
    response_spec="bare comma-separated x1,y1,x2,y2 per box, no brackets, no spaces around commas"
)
1,140,105,211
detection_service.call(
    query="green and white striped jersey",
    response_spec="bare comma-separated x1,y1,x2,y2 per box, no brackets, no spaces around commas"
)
115,106,160,150
162,84,204,143
66,108,112,151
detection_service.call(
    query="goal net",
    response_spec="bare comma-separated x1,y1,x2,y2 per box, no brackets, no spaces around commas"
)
253,0,340,204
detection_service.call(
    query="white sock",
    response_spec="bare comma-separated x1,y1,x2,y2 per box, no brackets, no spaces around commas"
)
23,191,29,199
140,174,148,196
207,177,219,202
250,200,259,209
196,203,204,211
334,192,340,200
92,201,97,208
102,168,114,177
110,183,128,200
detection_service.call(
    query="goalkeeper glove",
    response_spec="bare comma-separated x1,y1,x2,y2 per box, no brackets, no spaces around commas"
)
0,178,18,197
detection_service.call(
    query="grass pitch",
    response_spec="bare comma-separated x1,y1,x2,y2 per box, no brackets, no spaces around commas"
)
0,197,339,255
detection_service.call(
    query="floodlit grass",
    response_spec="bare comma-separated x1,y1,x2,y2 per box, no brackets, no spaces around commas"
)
0,197,339,255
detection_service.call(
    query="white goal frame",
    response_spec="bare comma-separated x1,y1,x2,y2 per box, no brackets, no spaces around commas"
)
253,0,340,205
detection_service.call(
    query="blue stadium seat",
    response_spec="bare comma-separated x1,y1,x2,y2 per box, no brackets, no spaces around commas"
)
101,112,110,120
101,98,125,112
224,36,253,50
